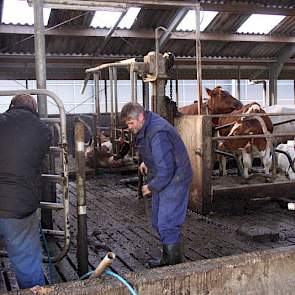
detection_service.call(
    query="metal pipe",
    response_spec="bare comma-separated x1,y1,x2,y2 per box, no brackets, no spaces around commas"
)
75,119,89,277
175,72,179,107
211,112,295,119
113,67,118,154
195,3,202,114
109,68,115,145
89,252,116,279
104,80,108,113
130,65,135,102
86,59,136,74
212,132,295,141
134,71,138,102
33,0,47,117
28,0,211,9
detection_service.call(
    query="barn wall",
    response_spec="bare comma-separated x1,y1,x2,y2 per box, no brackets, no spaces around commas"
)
14,246,295,295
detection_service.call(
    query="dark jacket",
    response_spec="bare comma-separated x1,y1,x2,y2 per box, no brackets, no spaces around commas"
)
0,106,52,218
136,111,193,194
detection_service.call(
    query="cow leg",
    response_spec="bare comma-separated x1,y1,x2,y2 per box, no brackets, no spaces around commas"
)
259,145,272,176
241,148,252,178
218,155,227,176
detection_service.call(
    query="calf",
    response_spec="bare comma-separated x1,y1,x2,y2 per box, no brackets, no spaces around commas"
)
276,142,295,180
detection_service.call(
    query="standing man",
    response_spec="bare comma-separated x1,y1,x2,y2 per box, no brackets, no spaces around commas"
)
120,102,193,268
0,94,52,288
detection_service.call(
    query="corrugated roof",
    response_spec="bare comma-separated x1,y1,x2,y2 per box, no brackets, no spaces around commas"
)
0,0,295,79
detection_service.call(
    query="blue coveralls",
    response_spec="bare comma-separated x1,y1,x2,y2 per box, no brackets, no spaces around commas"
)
136,111,193,244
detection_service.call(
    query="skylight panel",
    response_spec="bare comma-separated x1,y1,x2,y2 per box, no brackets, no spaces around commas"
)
176,10,218,31
2,0,50,25
118,7,141,29
90,11,122,28
237,14,286,34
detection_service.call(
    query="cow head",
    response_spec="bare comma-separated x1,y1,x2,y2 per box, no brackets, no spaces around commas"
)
206,86,243,115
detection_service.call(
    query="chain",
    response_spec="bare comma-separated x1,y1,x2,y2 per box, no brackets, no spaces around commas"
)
169,79,173,101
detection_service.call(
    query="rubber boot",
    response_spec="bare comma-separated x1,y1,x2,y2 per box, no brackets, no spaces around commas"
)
164,243,183,265
147,243,183,268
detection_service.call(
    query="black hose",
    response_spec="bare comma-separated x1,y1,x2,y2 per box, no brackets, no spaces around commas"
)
275,148,295,173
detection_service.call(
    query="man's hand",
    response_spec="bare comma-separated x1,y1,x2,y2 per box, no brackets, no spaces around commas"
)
142,184,151,197
139,162,148,175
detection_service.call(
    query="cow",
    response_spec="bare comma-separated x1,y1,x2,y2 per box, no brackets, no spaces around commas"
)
276,142,295,180
264,105,295,144
178,100,207,115
206,86,273,178
85,131,132,168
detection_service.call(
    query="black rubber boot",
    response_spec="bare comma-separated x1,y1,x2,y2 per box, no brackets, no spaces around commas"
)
164,243,182,265
147,243,183,268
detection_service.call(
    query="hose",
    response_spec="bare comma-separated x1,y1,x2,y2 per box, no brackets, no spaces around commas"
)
80,269,138,295
80,252,138,295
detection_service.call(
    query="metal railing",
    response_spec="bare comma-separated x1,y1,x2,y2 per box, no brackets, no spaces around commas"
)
0,89,70,263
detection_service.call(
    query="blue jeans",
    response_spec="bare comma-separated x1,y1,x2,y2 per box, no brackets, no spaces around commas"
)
0,211,45,289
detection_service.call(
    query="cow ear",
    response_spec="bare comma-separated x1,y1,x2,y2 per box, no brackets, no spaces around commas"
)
205,88,211,96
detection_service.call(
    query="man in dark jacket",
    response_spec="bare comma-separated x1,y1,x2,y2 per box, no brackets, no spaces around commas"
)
121,102,193,268
0,94,51,288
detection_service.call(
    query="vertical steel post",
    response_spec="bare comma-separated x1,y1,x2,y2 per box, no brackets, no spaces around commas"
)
143,80,149,110
75,119,89,277
93,74,100,173
34,0,52,229
104,79,108,113
33,0,47,116
237,67,241,100
195,3,203,114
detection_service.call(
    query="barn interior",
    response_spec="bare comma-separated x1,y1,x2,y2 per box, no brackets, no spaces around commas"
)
1,1,295,294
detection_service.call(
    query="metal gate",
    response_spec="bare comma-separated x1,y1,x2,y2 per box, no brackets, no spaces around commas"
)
0,89,70,262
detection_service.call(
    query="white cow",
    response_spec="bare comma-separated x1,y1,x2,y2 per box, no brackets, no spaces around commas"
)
264,105,295,144
276,142,295,180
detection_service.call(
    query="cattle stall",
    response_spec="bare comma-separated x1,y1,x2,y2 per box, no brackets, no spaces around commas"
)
176,114,295,215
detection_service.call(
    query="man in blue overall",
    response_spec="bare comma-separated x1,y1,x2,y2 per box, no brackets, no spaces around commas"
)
0,94,51,288
121,102,193,268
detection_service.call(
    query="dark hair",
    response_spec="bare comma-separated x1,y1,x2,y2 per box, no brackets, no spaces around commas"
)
120,102,145,122
9,94,37,113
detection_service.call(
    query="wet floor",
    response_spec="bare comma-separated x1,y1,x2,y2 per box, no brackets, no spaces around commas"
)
1,172,295,292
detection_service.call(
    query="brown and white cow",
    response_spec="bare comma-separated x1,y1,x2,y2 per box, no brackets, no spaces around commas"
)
206,86,273,178
85,131,132,168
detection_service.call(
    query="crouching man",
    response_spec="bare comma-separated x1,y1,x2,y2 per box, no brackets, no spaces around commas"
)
0,94,51,288
120,102,193,268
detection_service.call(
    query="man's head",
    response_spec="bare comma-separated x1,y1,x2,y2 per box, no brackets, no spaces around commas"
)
9,94,38,113
120,102,145,134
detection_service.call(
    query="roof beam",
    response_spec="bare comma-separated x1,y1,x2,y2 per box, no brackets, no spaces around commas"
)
94,9,128,55
159,8,189,50
26,0,295,16
2,24,295,44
